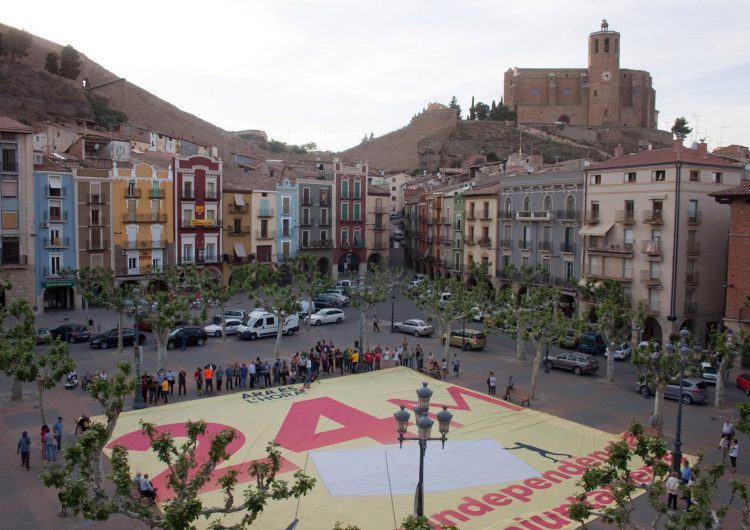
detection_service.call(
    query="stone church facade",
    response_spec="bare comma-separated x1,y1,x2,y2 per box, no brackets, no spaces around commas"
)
504,20,657,129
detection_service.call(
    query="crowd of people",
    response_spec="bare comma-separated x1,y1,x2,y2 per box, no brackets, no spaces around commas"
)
131,337,463,407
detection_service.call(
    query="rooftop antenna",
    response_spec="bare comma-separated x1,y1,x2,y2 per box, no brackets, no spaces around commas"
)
720,126,731,147
691,113,710,142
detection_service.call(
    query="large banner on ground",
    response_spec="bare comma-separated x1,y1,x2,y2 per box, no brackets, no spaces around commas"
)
105,368,648,529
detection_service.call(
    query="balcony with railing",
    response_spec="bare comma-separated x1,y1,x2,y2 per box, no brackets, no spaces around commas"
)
42,267,67,278
425,236,434,243
464,236,476,246
427,216,436,225
257,208,274,218
538,240,552,252
550,276,576,289
149,189,165,199
684,301,698,315
125,188,142,198
478,237,491,247
466,211,477,220
228,203,249,214
498,210,514,220
256,231,276,240
499,239,513,249
518,239,532,251
687,211,701,226
585,238,634,254
584,264,633,282
181,189,195,200
122,213,168,223
452,222,462,231
556,210,579,222
640,299,661,315
495,266,516,280
44,237,70,248
585,212,600,224
121,240,167,250
685,271,699,284
0,255,27,267
85,240,109,251
480,210,492,221
686,241,701,255
46,186,68,199
516,210,554,221
560,242,576,254
615,210,636,224
86,193,107,204
319,217,331,226
640,240,662,255
639,269,662,286
181,218,220,228
205,190,219,201
44,210,69,223
300,217,315,227
300,239,334,250
643,210,664,224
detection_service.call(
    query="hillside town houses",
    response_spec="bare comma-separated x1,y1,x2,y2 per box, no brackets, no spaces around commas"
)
2,112,750,345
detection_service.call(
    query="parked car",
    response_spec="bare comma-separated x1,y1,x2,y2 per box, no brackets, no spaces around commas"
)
138,319,187,332
336,279,356,290
393,319,434,337
634,377,708,404
325,288,351,305
441,329,487,350
577,332,607,355
314,294,342,308
89,328,146,349
297,300,316,318
50,324,91,343
606,342,632,360
236,311,299,340
408,274,427,290
204,319,243,337
309,308,346,326
438,292,452,307
560,329,578,349
701,361,718,384
224,309,250,321
736,373,750,396
166,326,207,350
544,352,599,376
35,327,51,344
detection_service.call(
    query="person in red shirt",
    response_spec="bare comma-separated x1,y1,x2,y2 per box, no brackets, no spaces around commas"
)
194,368,203,395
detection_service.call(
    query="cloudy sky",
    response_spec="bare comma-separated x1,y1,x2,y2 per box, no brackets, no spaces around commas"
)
5,0,750,152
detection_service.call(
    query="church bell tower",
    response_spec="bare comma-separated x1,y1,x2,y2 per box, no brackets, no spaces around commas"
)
587,19,621,126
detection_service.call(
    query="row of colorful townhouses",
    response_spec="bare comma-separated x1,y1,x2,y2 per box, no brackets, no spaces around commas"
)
403,140,750,346
0,117,390,313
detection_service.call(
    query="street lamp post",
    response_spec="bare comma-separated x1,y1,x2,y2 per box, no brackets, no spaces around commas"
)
665,328,702,473
125,288,151,410
390,290,396,333
393,382,453,517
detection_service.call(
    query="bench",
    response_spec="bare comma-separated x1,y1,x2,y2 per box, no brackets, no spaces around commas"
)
503,387,531,407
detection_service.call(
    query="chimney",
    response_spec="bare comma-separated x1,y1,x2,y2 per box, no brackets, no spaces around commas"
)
613,144,624,158
697,142,708,155
672,138,683,151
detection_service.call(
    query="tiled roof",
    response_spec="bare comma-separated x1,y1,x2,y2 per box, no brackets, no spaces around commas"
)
589,143,739,171
131,151,175,169
368,184,390,196
0,116,32,133
463,183,501,196
224,168,277,192
709,180,750,200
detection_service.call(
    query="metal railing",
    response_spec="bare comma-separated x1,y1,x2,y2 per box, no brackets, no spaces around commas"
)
585,212,600,224
257,209,274,218
122,213,167,223
478,238,491,247
228,204,249,214
499,239,513,249
640,299,661,315
0,255,27,266
85,240,109,250
560,242,576,253
149,189,165,199
181,189,195,200
643,210,664,224
121,240,166,249
639,269,662,284
687,212,701,226
686,241,701,255
256,231,276,240
685,272,699,284
125,188,142,198
44,237,70,248
86,194,107,204
615,210,636,224
44,210,69,222
556,210,579,222
205,191,219,200
518,240,532,251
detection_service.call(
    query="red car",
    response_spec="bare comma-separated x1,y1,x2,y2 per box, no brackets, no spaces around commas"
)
736,373,750,396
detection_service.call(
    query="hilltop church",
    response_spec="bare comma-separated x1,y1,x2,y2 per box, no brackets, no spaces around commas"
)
504,20,657,129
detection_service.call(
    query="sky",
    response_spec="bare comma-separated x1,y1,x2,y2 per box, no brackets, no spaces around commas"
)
4,0,750,153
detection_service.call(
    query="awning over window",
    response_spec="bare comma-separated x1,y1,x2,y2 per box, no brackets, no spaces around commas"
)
234,193,245,206
234,243,247,258
578,223,614,237
48,177,62,188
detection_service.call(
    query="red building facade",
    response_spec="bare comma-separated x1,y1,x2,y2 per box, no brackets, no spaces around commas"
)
333,161,367,277
174,155,223,278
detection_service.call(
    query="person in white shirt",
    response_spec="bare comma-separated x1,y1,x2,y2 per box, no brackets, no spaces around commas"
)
139,473,156,500
665,471,680,510
730,439,739,473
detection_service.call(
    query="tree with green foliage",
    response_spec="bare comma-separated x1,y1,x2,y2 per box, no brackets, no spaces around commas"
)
0,300,75,417
301,142,318,152
195,268,242,340
468,96,476,120
488,97,517,122
0,28,32,60
671,116,692,141
474,101,490,120
87,94,128,130
486,151,500,163
631,340,681,437
569,421,750,530
41,362,316,529
350,266,405,353
292,255,333,330
44,52,59,74
578,279,646,383
708,329,746,409
59,44,82,80
77,266,133,353
448,96,461,119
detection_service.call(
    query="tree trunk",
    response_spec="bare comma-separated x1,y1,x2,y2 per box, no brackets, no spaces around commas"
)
442,320,453,369
155,331,169,371
653,385,666,437
10,376,22,401
220,301,227,341
361,309,369,352
606,340,615,383
306,296,313,331
117,311,124,353
37,380,48,426
515,324,525,361
715,356,730,409
529,341,544,400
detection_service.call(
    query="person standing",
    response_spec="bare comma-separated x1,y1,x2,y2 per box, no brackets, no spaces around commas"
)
487,371,497,396
452,354,460,377
194,367,203,395
17,431,31,470
719,435,729,465
44,428,57,461
216,365,223,392
40,425,50,459
161,378,169,403
730,439,739,473
166,369,175,395
53,416,64,451
665,471,680,510
204,365,214,393
722,420,735,441
178,369,187,396
225,365,233,390
373,314,380,332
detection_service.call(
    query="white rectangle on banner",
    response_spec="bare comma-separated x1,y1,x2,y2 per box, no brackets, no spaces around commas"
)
310,439,541,497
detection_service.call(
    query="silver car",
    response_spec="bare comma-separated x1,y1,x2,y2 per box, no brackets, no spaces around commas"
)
393,319,434,337
634,377,708,404
325,289,351,305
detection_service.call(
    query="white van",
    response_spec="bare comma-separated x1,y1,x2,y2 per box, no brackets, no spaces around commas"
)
236,311,299,340
298,300,316,317
439,292,452,307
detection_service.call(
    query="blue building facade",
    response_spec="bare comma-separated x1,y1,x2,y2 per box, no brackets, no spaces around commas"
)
34,167,78,311
276,178,298,260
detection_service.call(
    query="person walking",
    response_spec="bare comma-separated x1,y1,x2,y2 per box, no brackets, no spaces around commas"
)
178,369,187,396
665,471,680,510
487,372,497,396
730,439,739,473
452,353,460,377
373,314,380,332
53,416,64,451
17,431,31,470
